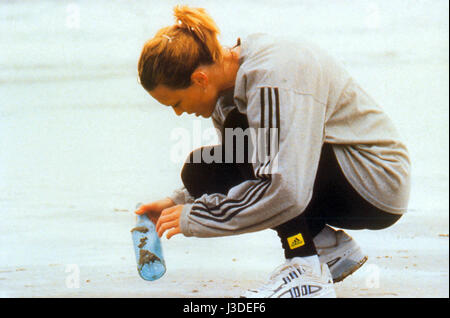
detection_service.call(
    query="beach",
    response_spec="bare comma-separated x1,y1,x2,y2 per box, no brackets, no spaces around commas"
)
0,0,448,298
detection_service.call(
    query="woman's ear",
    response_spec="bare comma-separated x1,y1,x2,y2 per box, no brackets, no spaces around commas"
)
191,71,209,89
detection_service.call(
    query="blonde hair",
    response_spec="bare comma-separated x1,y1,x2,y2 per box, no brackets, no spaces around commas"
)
138,5,222,91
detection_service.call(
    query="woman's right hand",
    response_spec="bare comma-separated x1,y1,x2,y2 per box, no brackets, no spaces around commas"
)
135,198,175,225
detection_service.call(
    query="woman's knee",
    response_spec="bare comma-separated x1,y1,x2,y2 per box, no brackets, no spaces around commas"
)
365,212,403,230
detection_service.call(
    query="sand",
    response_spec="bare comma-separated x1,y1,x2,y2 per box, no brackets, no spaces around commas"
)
0,0,448,298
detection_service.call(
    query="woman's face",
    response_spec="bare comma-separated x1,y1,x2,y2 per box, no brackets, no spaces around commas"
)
149,81,218,118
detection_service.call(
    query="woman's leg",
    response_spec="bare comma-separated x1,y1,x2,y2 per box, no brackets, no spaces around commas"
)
301,143,402,238
180,108,256,199
181,145,254,198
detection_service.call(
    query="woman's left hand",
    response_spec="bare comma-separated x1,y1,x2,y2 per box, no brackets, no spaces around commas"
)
156,204,183,239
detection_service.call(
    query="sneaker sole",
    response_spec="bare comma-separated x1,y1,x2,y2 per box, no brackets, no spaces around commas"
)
331,247,368,283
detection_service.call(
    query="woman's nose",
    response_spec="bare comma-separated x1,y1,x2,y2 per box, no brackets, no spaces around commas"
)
173,107,183,116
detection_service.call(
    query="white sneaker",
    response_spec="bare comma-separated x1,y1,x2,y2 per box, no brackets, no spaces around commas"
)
314,226,368,283
241,256,336,298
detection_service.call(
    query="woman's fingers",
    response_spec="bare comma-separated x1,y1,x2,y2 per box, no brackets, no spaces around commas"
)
134,204,158,224
156,205,183,239
156,206,177,231
166,227,181,239
157,220,178,238
134,200,181,230
135,203,155,215
134,205,146,215
135,198,177,224
135,198,175,215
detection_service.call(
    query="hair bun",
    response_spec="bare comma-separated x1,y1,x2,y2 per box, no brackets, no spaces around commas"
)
173,5,218,43
137,5,223,91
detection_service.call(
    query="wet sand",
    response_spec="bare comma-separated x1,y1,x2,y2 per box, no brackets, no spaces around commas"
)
0,0,448,297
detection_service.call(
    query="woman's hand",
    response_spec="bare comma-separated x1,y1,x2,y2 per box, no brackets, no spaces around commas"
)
135,198,175,225
156,205,184,239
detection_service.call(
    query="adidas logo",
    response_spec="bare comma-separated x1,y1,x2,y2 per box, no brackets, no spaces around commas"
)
287,233,305,249
291,238,302,247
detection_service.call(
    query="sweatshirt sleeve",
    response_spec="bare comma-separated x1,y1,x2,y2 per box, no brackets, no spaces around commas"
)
179,82,328,237
168,186,195,205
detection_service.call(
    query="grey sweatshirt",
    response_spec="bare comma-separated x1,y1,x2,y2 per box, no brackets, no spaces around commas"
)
170,33,411,238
